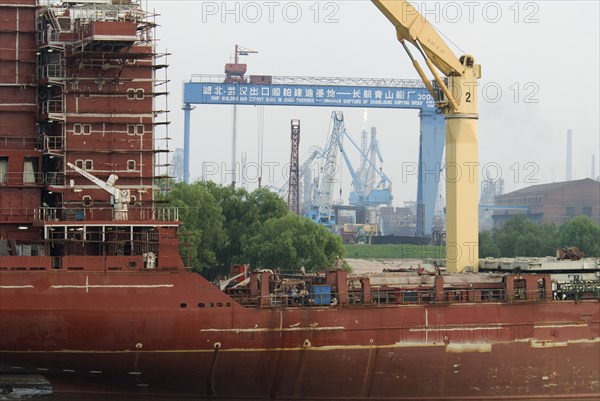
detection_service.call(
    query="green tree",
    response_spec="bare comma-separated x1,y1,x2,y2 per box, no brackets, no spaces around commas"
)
479,230,501,258
251,187,289,222
167,182,227,271
243,214,345,273
558,216,600,257
203,184,288,271
208,184,258,268
167,182,344,275
493,216,558,257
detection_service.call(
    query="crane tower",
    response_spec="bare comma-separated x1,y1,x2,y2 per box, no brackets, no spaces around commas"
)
288,120,301,214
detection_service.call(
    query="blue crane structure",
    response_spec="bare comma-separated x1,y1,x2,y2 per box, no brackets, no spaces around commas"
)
310,111,344,227
182,74,445,236
345,127,393,208
331,114,392,233
276,112,393,228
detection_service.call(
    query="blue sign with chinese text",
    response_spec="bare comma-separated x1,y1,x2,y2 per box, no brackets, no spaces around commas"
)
184,82,436,110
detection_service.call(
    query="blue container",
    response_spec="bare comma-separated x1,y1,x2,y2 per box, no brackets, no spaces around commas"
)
310,285,332,306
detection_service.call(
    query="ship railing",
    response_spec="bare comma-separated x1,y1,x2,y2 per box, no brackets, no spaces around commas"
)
266,290,342,307
444,288,508,303
35,207,179,222
443,288,549,303
369,287,548,305
0,208,38,222
37,27,66,48
371,289,437,305
370,288,547,305
511,288,548,302
229,290,343,308
154,207,179,221
42,135,65,152
40,100,64,118
0,136,38,150
0,172,44,186
232,286,553,308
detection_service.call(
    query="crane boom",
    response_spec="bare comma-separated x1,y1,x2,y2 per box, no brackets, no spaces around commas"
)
372,0,481,273
67,162,130,221
372,0,464,77
67,162,117,196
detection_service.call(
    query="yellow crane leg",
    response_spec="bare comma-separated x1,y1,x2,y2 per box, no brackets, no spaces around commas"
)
445,68,479,273
445,116,478,272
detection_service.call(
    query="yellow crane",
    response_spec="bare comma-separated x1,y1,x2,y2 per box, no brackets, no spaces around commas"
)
372,0,481,273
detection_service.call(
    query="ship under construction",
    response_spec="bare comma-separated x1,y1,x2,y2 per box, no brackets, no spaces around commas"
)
0,0,169,244
0,0,599,400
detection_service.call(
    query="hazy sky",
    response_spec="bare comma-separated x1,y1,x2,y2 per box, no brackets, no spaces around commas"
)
147,0,600,206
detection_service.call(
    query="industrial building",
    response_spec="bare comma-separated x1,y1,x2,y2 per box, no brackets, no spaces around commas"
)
0,0,168,244
379,206,415,236
493,178,600,228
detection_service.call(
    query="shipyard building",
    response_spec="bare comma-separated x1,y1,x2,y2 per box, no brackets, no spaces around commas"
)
492,178,600,228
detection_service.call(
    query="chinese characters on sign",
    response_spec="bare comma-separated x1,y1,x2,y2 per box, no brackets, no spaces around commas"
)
185,83,436,110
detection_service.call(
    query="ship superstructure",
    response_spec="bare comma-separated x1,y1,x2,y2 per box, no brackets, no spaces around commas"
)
1,0,174,268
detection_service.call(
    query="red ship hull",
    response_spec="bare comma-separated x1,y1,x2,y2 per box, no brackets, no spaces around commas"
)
1,269,599,400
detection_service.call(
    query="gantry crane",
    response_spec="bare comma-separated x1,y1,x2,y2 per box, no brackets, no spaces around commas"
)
373,0,481,273
67,162,130,221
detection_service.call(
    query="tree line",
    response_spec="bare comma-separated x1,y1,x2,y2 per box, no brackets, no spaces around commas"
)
479,215,600,258
165,182,345,277
164,182,598,274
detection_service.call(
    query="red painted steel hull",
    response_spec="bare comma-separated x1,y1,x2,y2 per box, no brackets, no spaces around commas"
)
1,269,599,400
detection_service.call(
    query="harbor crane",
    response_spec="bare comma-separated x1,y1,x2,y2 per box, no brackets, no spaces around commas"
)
309,111,393,229
66,162,130,221
347,128,393,208
373,0,481,272
312,111,345,227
